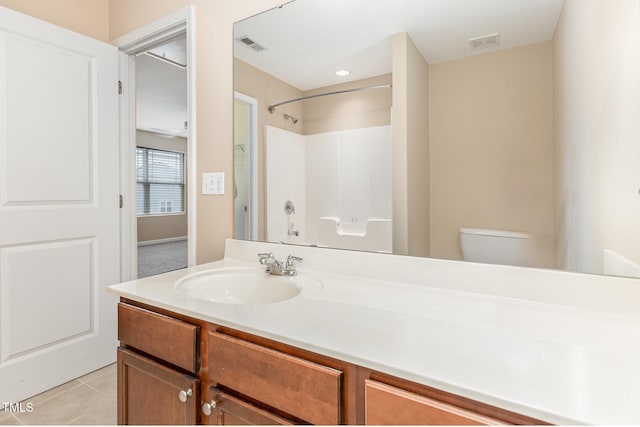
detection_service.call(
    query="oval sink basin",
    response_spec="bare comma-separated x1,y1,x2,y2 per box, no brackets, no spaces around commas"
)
175,267,322,304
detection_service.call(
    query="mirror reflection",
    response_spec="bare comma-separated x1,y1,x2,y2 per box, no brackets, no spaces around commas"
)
233,0,640,278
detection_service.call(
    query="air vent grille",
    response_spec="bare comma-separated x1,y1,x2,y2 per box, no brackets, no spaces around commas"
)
469,33,500,50
236,35,267,52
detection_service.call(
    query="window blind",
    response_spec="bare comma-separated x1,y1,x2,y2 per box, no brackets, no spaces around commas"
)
136,147,185,215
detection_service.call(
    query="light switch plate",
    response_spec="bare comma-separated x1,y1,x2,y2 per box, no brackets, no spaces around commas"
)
202,172,224,195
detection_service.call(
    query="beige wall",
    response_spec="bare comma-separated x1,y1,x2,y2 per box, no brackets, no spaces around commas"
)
392,32,430,257
554,0,640,273
136,131,188,243
138,214,187,243
234,59,303,137
301,74,392,135
0,0,109,41
429,42,555,262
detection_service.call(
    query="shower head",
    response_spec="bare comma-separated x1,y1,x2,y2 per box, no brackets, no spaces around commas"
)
284,113,298,124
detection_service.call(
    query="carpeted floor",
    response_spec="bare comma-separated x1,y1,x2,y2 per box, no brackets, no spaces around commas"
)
137,239,188,278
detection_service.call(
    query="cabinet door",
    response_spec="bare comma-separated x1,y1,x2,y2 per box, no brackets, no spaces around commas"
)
203,388,293,425
118,348,199,425
365,380,502,425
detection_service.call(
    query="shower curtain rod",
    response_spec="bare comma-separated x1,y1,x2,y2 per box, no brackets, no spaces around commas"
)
267,84,392,113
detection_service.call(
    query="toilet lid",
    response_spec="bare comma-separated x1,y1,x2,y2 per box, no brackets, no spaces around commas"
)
459,228,529,239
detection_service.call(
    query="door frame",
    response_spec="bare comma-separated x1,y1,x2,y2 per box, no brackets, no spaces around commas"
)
112,7,196,281
234,91,259,241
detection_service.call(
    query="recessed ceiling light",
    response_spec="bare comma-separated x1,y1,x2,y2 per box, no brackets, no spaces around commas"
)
335,69,350,77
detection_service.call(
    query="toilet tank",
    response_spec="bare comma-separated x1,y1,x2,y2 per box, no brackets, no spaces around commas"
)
459,228,534,267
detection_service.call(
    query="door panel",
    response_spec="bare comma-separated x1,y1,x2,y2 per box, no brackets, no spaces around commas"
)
0,239,94,360
4,33,92,203
118,348,199,425
0,6,120,402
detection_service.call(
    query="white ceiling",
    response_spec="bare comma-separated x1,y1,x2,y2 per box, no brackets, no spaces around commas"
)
136,37,188,138
234,0,565,91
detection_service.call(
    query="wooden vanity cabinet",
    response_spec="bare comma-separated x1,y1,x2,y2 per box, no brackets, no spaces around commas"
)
116,300,546,426
117,303,201,425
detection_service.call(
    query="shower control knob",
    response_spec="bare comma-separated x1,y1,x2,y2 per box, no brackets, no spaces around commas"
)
178,388,192,403
284,200,296,215
202,400,217,416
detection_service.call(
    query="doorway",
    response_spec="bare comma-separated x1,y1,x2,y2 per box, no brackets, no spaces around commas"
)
113,7,196,281
234,92,258,241
135,36,188,278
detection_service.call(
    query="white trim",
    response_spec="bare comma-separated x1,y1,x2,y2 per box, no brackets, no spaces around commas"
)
115,6,197,281
111,7,190,52
138,236,188,247
118,51,136,282
186,6,197,268
234,91,259,241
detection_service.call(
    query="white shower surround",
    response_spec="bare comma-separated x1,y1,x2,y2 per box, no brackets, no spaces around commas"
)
265,125,392,251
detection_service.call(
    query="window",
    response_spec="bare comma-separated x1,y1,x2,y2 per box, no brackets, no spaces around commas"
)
136,147,185,215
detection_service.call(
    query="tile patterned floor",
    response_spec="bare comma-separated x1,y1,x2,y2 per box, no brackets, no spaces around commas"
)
0,364,116,425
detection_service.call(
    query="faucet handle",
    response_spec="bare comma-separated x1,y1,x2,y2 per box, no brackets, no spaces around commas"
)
258,252,273,264
285,255,303,269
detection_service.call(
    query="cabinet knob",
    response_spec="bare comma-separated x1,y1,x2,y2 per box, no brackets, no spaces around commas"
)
202,400,217,416
178,388,193,403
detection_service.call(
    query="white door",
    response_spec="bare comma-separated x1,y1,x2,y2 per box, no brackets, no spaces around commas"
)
0,7,120,403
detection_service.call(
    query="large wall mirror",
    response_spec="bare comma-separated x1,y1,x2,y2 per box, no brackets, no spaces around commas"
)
233,0,640,279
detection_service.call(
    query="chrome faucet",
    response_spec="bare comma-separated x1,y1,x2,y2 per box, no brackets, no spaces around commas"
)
258,253,303,276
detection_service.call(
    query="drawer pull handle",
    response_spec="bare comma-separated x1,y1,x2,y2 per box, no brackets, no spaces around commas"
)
178,388,193,403
202,400,217,416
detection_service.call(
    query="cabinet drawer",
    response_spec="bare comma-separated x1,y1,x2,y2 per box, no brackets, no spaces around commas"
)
118,303,198,373
365,379,502,425
208,332,342,425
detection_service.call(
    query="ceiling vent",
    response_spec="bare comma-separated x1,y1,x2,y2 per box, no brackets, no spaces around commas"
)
468,33,500,51
236,35,267,52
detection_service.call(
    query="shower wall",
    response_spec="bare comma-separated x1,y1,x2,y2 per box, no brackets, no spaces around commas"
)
265,125,392,252
264,126,306,244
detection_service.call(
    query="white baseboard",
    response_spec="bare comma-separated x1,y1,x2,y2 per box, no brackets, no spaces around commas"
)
138,236,187,247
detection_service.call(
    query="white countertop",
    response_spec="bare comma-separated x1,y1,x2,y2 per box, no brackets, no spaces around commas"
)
109,239,640,425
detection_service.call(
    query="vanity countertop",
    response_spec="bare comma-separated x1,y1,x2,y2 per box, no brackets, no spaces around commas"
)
108,239,640,425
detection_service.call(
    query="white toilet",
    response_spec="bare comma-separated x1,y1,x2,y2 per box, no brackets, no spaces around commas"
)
459,228,534,267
